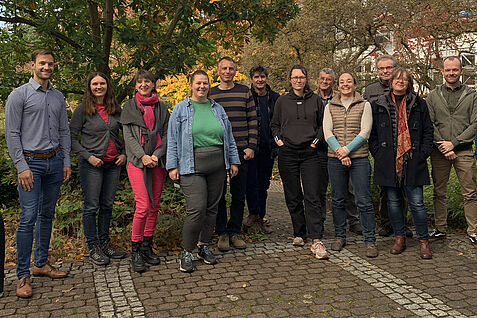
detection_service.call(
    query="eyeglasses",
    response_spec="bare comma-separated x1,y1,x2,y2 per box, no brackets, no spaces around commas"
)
377,66,394,71
291,76,306,81
393,78,409,83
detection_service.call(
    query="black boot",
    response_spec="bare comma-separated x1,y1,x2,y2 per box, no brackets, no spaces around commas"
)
131,241,146,272
141,236,161,265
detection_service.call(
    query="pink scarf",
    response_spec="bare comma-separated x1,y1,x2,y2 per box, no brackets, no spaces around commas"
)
135,92,159,130
135,92,162,148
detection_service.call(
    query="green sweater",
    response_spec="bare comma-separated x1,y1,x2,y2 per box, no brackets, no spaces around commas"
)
191,100,224,148
427,84,477,149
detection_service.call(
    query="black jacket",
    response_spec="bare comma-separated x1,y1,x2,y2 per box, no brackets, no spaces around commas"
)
251,84,280,151
271,89,326,151
363,80,389,104
369,91,433,187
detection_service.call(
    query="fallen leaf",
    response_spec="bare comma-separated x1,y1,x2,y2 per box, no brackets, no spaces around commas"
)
324,261,331,264
61,287,74,293
303,294,313,299
457,252,464,256
242,283,247,288
343,262,350,266
55,298,59,302
303,255,311,258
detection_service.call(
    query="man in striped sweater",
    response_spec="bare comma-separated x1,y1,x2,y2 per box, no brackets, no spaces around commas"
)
210,57,258,251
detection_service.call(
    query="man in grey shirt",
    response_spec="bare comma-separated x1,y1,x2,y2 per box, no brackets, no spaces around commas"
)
5,48,71,298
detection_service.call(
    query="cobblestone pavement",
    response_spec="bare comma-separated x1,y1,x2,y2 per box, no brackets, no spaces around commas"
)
1,181,477,317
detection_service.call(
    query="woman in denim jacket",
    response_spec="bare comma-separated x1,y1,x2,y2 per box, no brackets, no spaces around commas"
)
166,70,240,273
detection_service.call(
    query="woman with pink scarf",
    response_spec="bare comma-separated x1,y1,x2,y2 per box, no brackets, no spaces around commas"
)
121,70,170,272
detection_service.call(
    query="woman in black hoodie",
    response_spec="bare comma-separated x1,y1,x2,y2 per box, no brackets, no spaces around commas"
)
271,65,328,260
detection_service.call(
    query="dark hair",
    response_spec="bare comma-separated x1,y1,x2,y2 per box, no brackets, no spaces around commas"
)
390,68,414,93
289,64,311,93
82,72,120,116
31,49,55,62
217,56,236,69
249,65,269,78
133,69,156,86
338,72,357,84
189,70,210,98
442,55,462,68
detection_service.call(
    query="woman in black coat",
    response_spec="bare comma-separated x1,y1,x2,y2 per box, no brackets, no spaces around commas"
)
369,68,433,259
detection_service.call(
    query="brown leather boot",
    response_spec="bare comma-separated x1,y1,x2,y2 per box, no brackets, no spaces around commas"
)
419,240,432,259
390,236,406,254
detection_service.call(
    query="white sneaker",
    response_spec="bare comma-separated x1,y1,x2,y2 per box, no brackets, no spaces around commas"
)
292,237,305,246
311,241,328,260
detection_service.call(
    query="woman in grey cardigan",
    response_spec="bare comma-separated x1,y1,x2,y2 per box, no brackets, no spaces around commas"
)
120,70,169,273
70,72,127,266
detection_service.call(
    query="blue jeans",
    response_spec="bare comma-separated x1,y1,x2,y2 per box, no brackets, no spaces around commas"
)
384,186,429,240
246,148,274,218
216,150,249,236
16,153,64,279
328,157,376,245
78,157,121,249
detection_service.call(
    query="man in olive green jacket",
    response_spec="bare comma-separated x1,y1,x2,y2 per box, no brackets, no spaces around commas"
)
426,56,477,245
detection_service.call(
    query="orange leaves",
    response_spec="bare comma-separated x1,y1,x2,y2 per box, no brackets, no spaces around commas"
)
158,67,247,107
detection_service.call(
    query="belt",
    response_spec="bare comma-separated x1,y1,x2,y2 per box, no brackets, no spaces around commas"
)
24,147,60,159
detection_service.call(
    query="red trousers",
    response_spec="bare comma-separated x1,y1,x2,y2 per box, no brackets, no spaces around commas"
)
127,163,166,242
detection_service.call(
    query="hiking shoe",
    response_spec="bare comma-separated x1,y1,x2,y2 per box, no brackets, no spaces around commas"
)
311,241,328,260
242,214,258,227
349,223,363,235
230,235,246,249
217,234,230,251
469,234,477,245
102,241,127,259
179,251,195,273
331,238,346,251
257,218,273,234
366,244,378,258
197,245,217,265
293,237,305,246
90,244,110,266
429,229,446,240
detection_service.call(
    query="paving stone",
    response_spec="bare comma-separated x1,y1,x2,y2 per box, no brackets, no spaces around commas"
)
3,190,477,317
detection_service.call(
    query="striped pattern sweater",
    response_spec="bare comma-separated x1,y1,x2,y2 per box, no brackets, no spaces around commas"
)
210,84,258,151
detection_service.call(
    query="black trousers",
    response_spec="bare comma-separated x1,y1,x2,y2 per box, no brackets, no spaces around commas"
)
278,146,324,239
